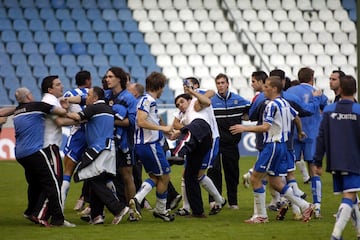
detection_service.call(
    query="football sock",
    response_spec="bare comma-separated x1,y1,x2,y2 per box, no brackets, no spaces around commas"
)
61,175,71,208
351,198,360,235
155,191,168,214
181,177,190,210
269,186,280,206
135,178,155,203
311,176,322,206
254,186,266,217
332,198,352,239
198,175,223,205
282,185,308,210
287,179,305,197
295,160,310,182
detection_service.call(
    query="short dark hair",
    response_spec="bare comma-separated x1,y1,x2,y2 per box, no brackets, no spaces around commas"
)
185,77,200,87
269,69,285,80
92,86,105,100
298,67,314,83
41,75,59,94
174,93,192,105
75,70,91,86
340,75,357,96
252,71,268,83
267,76,282,93
215,73,229,83
332,70,345,78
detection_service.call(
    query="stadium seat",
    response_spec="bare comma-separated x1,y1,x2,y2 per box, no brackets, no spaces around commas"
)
50,31,66,43
56,9,70,20
66,31,81,43
324,42,340,55
77,55,93,67
188,54,203,67
92,19,107,32
44,53,61,67
108,20,123,32
302,31,317,44
28,53,44,67
199,20,215,32
125,55,141,68
8,7,24,20
114,32,129,44
151,43,166,55
179,9,194,21
185,20,200,32
255,32,270,44
71,8,86,20
11,53,27,66
194,9,209,21
61,55,77,67
98,32,113,44
76,19,91,32
16,65,33,78
108,55,125,69
33,65,49,78
2,30,17,42
29,19,44,31
24,8,40,20
34,31,50,43
102,9,117,21
123,20,139,33
165,43,181,56
40,8,55,20
287,31,302,44
317,54,332,67
294,20,309,32
341,20,355,32
55,42,71,55
213,42,228,55
163,9,179,21
191,32,206,44
207,31,222,44
279,20,294,33
270,54,285,66
87,8,102,20
309,43,324,55
197,42,212,55
318,31,332,44
342,0,356,10
141,54,157,68
6,42,22,54
219,53,235,66
18,30,34,43
130,32,145,43
340,42,355,56
325,20,340,33
318,9,333,21
144,32,159,44
103,43,119,56
0,19,12,31
271,31,286,44
119,43,135,55
39,43,55,54
135,43,150,55
45,19,61,31
87,42,103,56
301,54,316,66
0,53,10,66
264,20,279,32
71,43,86,55
93,55,109,67
333,31,348,44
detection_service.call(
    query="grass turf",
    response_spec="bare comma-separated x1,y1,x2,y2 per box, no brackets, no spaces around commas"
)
0,157,355,240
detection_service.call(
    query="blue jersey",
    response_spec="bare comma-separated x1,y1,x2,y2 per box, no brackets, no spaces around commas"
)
13,102,54,158
106,89,137,148
211,91,250,145
262,97,297,143
78,100,114,152
314,100,360,174
286,83,328,140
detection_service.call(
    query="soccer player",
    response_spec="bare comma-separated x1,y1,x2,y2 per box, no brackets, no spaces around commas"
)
129,72,174,222
14,87,74,227
313,75,360,239
230,76,314,223
68,86,129,225
286,67,328,218
61,70,92,210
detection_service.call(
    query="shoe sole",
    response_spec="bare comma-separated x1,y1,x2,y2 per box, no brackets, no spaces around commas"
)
129,199,142,220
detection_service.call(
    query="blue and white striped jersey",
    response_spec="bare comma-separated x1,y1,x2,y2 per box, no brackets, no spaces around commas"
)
135,93,164,144
263,97,297,143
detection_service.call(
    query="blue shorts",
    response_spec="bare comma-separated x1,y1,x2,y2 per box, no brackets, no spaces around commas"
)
201,137,219,169
254,142,287,176
293,139,315,162
333,172,360,194
135,142,171,176
63,126,87,163
286,149,296,172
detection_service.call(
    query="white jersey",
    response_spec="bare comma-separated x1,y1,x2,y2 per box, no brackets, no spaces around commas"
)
42,93,63,147
135,93,164,144
174,97,220,139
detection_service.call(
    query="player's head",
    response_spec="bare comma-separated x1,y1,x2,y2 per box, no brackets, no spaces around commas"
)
41,75,63,97
175,93,192,113
251,71,268,92
106,67,128,90
185,77,200,89
340,75,357,97
15,87,33,103
75,70,91,88
298,67,314,84
263,76,282,99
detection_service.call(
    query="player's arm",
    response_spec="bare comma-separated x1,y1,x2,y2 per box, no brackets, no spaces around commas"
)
294,115,306,140
137,109,172,134
172,117,183,130
229,122,270,134
186,87,211,111
0,107,15,116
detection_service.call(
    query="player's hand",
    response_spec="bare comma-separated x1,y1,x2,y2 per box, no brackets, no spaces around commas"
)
229,124,245,134
168,129,181,140
312,89,322,97
298,131,307,141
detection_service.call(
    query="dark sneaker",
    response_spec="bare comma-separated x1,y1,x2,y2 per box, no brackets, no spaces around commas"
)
128,212,139,222
209,205,222,215
153,210,175,222
276,202,289,220
170,195,182,210
167,156,185,165
176,208,190,216
129,198,142,220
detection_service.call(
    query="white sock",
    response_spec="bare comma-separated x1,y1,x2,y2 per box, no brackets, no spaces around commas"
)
199,175,223,205
332,199,352,239
296,160,309,181
155,192,167,214
254,187,267,217
181,178,190,210
135,179,154,203
61,180,70,209
269,186,280,205
352,202,360,236
291,203,301,215
288,180,305,197
283,186,308,210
